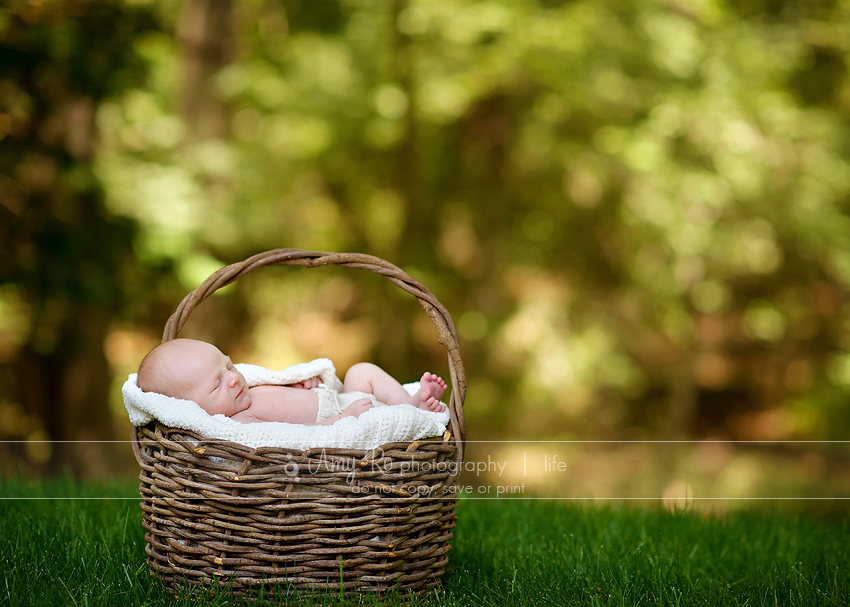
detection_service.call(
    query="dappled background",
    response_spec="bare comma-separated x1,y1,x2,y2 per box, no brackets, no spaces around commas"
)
2,0,850,505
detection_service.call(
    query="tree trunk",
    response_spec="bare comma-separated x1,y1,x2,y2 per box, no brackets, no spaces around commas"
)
178,0,234,140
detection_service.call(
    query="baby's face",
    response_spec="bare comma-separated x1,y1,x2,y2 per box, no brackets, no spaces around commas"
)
168,341,252,417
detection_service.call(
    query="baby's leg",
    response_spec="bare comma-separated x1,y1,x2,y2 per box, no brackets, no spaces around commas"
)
343,363,446,412
344,363,412,406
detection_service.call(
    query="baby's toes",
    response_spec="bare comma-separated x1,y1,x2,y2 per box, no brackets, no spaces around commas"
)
426,397,445,412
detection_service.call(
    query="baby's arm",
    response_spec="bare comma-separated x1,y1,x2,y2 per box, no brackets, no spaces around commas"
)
286,376,321,390
311,398,374,426
233,389,372,425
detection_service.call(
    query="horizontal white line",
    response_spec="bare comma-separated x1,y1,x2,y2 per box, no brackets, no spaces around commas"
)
3,440,849,444
1,497,848,501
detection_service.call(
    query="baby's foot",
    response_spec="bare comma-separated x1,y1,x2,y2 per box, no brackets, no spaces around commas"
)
421,372,447,402
420,395,446,413
412,372,447,412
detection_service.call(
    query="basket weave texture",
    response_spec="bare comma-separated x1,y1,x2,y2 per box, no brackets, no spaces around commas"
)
131,249,467,595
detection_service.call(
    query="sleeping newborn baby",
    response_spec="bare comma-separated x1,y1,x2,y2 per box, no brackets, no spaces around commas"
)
136,339,447,426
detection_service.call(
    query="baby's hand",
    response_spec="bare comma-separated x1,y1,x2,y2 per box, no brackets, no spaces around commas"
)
342,398,374,418
288,376,321,390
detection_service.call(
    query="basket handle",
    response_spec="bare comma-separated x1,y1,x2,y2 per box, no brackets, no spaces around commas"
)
160,248,467,461
130,425,143,467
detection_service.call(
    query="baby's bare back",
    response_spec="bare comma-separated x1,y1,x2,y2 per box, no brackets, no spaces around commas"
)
232,385,319,424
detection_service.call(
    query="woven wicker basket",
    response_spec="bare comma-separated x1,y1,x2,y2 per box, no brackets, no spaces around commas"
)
131,249,467,597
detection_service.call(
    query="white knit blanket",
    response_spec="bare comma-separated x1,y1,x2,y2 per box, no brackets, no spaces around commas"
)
123,358,450,450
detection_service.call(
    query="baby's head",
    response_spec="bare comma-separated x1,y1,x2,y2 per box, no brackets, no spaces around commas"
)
137,338,251,417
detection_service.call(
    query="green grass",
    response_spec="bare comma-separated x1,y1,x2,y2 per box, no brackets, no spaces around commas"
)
450,500,849,606
1,476,848,606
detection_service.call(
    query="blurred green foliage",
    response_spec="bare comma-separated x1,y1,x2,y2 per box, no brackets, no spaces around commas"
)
2,0,850,476
0,0,160,473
